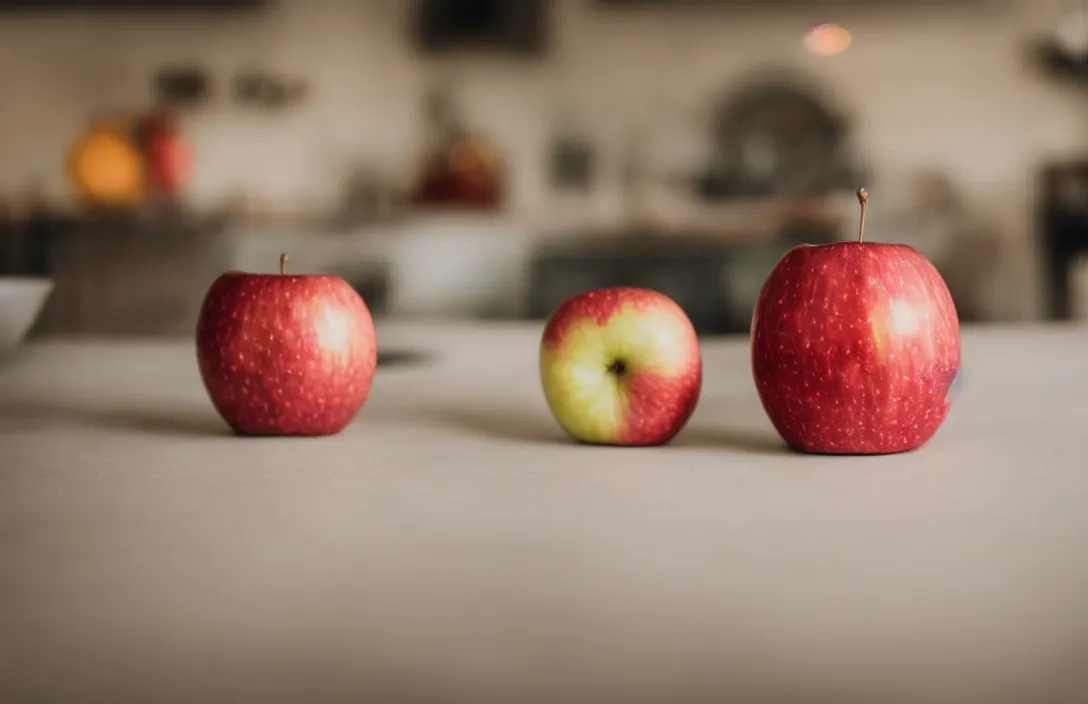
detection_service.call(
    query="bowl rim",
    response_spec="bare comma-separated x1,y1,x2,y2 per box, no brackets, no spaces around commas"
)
0,276,54,287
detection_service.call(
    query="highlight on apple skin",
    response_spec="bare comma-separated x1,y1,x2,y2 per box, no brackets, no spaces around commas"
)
196,253,378,437
539,287,702,446
751,189,961,455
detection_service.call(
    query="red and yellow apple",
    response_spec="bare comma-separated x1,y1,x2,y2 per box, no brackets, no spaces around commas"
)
751,189,961,454
196,253,377,436
539,287,702,446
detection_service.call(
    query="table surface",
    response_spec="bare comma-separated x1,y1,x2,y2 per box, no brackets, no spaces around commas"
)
2,322,1087,704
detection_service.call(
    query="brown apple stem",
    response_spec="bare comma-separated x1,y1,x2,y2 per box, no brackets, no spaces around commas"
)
280,253,288,275
856,188,868,243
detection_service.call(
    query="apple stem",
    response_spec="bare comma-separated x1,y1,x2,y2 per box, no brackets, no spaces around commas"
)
280,253,288,275
856,188,868,243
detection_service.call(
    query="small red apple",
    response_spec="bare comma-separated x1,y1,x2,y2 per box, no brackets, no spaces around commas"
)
196,254,377,436
539,287,702,446
137,112,193,197
751,189,961,454
146,130,192,197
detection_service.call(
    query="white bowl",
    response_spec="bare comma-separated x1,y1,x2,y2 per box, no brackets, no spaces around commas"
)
0,277,54,355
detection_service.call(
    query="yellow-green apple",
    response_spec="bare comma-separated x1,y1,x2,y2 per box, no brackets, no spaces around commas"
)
751,189,961,454
196,253,377,436
539,287,702,446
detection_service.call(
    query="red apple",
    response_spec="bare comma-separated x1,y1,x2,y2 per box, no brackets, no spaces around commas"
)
146,130,192,197
751,189,961,454
137,112,193,197
196,253,377,436
539,287,702,446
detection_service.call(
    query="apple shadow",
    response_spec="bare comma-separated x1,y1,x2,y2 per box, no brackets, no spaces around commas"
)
377,405,570,445
373,404,791,453
672,425,791,454
0,400,230,438
430,411,790,453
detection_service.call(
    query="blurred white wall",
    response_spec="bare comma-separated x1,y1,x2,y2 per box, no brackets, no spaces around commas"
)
0,0,1082,319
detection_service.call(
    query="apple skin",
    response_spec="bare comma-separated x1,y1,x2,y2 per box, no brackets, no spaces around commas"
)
751,242,960,455
196,271,377,436
540,287,702,446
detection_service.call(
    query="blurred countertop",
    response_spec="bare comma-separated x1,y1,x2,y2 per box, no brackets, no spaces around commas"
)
2,321,1088,702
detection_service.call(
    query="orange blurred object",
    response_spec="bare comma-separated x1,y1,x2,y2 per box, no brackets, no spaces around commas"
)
67,121,145,206
804,23,852,56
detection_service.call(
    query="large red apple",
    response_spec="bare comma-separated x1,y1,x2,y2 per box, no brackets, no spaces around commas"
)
539,287,702,446
196,254,377,436
751,189,961,454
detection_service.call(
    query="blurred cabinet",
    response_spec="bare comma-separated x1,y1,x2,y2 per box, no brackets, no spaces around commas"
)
24,213,222,336
527,236,771,335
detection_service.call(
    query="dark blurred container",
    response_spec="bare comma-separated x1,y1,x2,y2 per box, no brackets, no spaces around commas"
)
1040,160,1088,320
413,0,548,55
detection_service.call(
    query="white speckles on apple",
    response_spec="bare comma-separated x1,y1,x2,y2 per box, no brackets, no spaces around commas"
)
195,271,377,437
752,241,960,455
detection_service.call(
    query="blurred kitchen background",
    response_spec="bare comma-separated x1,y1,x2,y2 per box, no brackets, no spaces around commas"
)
4,0,1088,336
